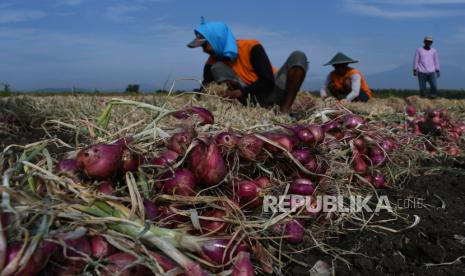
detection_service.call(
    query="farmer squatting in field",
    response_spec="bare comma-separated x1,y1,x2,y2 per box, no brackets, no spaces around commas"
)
187,18,308,113
319,52,373,103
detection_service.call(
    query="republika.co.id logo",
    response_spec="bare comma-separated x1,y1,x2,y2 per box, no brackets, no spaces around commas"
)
263,195,395,214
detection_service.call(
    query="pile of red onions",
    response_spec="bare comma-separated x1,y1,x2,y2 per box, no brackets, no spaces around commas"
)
33,101,465,275
402,104,465,155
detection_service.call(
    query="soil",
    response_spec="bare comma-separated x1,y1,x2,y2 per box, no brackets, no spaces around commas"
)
289,160,465,276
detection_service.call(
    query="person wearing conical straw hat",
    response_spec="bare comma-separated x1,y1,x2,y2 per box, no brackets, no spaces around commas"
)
320,52,372,103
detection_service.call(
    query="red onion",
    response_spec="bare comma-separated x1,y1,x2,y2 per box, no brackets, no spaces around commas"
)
190,141,227,186
173,106,214,125
113,136,134,147
353,138,366,151
57,159,77,174
173,110,189,119
254,176,273,189
431,116,441,125
152,150,179,166
76,143,123,179
427,108,440,118
289,178,314,196
264,133,295,153
448,131,461,142
274,219,305,245
167,131,192,155
51,237,92,275
344,114,365,129
151,157,165,167
103,253,151,276
200,239,249,266
381,137,396,152
187,106,214,125
296,127,314,143
6,241,57,276
292,149,311,164
215,131,239,151
456,123,465,135
160,168,196,196
156,205,190,229
143,198,159,220
148,251,178,273
235,180,262,208
369,147,386,166
63,237,92,257
352,151,368,174
452,125,463,136
304,155,317,172
413,124,422,136
406,103,416,116
308,124,324,144
238,134,263,160
232,252,255,276
56,159,80,183
200,210,228,234
322,121,344,140
447,146,460,156
97,180,114,195
373,173,386,189
91,236,115,258
322,120,339,133
121,148,142,174
283,124,314,143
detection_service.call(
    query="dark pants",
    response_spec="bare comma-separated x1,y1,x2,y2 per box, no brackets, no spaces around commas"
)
418,72,437,98
210,51,308,107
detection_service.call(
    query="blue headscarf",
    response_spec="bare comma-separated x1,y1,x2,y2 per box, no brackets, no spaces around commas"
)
194,17,238,62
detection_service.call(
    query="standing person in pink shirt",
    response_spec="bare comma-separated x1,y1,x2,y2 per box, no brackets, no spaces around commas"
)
413,35,440,99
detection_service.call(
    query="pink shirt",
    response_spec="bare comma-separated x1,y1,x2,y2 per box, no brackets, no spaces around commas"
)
413,47,439,73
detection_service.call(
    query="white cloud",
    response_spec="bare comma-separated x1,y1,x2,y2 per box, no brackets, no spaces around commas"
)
345,0,465,18
0,9,46,24
105,5,144,22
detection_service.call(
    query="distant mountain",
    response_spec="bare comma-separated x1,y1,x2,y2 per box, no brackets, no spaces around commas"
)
367,64,465,90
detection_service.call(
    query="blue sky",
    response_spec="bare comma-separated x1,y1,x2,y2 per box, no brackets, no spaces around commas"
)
1,0,465,91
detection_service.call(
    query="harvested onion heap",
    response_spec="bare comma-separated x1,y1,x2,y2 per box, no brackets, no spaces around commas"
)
396,100,465,156
2,101,464,276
